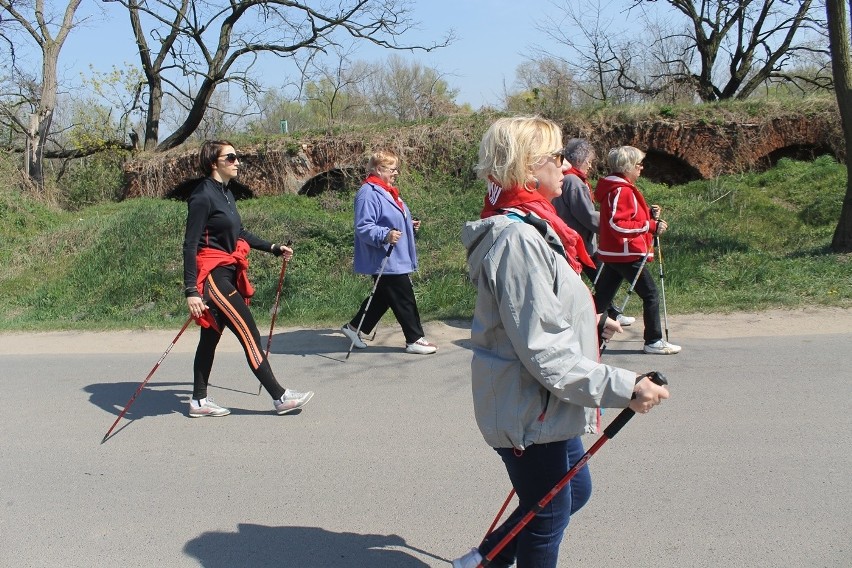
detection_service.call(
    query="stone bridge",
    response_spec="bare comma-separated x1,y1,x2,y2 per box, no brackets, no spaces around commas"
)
122,108,843,199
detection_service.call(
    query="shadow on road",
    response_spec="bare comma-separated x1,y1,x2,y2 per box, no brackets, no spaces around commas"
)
184,524,439,567
84,380,187,419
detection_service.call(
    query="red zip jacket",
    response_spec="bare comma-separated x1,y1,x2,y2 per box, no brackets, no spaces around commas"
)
593,175,658,263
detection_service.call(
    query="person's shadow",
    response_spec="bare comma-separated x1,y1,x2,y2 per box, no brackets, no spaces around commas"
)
184,523,441,567
85,380,187,420
85,380,189,440
266,328,405,359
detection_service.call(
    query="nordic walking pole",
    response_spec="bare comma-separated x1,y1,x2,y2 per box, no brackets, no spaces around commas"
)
655,234,670,343
101,316,193,444
345,238,397,360
476,371,668,568
649,205,669,342
618,251,650,313
484,490,516,539
259,239,293,395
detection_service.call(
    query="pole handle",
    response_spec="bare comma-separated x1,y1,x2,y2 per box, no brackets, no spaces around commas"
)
603,371,667,439
384,227,399,256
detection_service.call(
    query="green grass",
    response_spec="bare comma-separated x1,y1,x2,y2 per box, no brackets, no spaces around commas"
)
0,155,849,331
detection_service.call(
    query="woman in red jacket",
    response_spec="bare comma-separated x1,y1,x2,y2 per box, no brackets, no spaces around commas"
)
593,146,681,355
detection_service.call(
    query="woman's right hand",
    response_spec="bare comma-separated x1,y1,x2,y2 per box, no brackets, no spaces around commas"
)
386,229,402,245
628,375,670,414
187,296,206,318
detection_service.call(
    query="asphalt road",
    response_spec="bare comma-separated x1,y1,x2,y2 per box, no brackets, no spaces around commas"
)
1,312,849,567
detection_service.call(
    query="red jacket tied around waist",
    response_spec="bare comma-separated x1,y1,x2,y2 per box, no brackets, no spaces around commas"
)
193,238,254,328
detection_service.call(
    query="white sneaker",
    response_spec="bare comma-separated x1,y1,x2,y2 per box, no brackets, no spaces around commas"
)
274,389,314,415
188,398,231,418
341,324,367,349
616,314,635,326
405,337,437,355
451,548,482,568
644,339,681,354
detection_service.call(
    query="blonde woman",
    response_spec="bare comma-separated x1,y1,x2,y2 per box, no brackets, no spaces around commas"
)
454,118,669,568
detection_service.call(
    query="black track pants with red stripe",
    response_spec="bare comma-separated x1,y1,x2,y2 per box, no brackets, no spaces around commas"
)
192,266,286,401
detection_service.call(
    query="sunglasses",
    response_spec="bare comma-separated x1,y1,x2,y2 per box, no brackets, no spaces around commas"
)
550,151,565,167
218,153,239,163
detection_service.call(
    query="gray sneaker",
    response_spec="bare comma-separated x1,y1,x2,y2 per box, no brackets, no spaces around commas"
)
188,398,231,418
405,337,438,355
341,324,367,349
616,314,635,326
644,339,682,354
274,389,314,415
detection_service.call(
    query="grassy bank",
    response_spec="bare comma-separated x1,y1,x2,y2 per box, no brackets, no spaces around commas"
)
0,155,849,331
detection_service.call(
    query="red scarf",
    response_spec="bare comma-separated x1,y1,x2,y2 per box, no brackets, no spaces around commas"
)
566,166,595,204
365,174,404,210
481,178,594,273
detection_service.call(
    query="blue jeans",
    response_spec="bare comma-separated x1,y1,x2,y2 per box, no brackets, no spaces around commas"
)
478,438,592,568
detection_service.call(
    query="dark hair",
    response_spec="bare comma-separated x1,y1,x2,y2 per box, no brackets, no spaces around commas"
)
198,140,234,175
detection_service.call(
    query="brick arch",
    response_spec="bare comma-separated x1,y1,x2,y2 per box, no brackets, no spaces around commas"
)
298,167,364,196
642,149,703,185
121,108,843,199
758,143,838,171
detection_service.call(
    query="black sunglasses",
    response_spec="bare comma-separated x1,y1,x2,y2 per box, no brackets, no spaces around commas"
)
551,151,565,166
218,153,239,163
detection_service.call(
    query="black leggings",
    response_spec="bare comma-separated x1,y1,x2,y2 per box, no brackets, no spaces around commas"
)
192,266,286,401
594,260,662,344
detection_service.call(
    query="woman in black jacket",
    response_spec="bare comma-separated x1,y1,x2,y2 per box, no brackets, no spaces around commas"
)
182,140,314,417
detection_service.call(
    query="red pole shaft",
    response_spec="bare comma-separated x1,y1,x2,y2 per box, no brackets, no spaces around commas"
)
265,256,290,358
478,435,610,567
101,317,193,444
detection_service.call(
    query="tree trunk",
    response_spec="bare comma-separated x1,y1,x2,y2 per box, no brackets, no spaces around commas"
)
143,77,162,151
827,0,852,252
27,41,61,188
156,78,217,151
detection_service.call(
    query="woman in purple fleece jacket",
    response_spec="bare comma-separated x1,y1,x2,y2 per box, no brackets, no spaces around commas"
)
340,149,437,355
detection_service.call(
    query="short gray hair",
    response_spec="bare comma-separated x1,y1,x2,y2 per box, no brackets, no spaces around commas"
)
563,138,595,165
607,146,645,174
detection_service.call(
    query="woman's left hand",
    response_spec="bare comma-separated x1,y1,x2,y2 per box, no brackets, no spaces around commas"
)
412,218,421,232
273,243,294,261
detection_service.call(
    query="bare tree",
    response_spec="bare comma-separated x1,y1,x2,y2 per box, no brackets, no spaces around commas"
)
364,55,458,121
505,58,577,117
104,0,453,151
532,1,625,104
302,46,370,129
533,0,829,104
826,0,852,251
637,0,829,101
0,0,84,186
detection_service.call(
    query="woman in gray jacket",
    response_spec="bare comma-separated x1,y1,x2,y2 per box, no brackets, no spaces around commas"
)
453,117,669,568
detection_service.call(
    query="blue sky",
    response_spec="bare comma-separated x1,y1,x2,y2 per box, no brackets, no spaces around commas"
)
59,0,540,110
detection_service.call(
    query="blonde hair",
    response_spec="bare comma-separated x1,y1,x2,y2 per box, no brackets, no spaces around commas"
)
475,116,563,189
367,149,399,174
607,146,645,175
